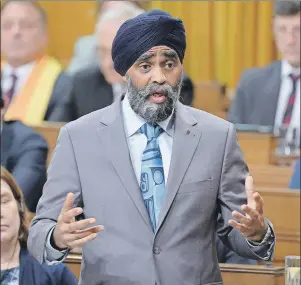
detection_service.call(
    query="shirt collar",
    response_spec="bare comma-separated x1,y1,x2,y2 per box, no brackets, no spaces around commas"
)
2,61,36,78
122,94,174,138
281,60,300,78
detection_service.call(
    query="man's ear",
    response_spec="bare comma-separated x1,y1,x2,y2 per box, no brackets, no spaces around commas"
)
123,75,130,82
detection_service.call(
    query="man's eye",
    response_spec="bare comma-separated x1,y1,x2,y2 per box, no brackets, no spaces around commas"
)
139,64,151,72
165,62,175,69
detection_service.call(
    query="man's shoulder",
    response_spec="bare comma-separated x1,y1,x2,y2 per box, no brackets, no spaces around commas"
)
63,103,113,132
3,120,48,147
181,105,231,132
240,61,281,85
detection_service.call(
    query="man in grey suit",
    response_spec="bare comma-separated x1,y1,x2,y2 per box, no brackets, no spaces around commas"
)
28,10,275,285
228,0,300,147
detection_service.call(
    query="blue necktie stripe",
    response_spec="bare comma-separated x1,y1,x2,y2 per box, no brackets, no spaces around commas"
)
140,123,166,231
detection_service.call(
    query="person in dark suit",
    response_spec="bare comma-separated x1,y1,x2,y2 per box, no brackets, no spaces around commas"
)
0,94,48,213
228,0,300,146
51,4,193,122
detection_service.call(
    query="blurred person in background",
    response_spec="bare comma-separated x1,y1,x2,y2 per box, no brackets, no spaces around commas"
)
0,0,72,125
0,167,77,285
52,3,194,122
67,1,145,74
0,89,48,213
228,0,300,148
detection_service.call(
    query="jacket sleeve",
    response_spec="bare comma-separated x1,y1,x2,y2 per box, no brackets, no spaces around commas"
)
28,126,83,264
217,123,275,261
227,72,249,124
13,130,48,212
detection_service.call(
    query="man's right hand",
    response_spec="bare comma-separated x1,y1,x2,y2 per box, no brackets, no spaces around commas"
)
52,192,104,250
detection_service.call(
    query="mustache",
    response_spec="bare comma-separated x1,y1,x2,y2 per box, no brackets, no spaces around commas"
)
137,83,176,99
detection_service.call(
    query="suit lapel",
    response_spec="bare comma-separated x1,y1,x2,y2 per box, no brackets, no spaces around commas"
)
261,61,282,126
156,104,202,232
96,99,153,233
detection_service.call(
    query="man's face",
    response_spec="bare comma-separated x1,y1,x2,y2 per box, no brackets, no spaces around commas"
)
273,13,300,67
97,21,124,85
1,2,47,67
126,46,183,124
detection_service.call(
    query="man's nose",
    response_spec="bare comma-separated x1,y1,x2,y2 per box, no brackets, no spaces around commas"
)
152,66,166,85
11,23,22,36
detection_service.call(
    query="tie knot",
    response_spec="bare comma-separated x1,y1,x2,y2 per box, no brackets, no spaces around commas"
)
290,73,300,83
140,123,163,140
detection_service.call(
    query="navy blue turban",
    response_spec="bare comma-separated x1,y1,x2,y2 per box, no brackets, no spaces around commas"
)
112,10,186,76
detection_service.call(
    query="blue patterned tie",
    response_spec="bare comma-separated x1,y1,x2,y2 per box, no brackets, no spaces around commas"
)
140,123,166,231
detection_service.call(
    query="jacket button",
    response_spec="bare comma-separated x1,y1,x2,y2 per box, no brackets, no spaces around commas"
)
153,246,162,255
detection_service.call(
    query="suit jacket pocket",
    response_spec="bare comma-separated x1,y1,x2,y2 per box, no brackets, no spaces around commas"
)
178,178,213,194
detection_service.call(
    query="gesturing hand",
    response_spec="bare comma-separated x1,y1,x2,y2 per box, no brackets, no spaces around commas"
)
52,193,104,250
228,176,268,242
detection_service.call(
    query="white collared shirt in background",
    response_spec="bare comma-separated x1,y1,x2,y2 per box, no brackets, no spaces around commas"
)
1,61,36,98
274,60,300,145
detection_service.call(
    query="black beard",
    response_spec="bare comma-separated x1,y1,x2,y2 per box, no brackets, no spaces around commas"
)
126,76,183,124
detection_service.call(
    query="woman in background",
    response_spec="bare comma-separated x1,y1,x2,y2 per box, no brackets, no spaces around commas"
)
0,167,77,285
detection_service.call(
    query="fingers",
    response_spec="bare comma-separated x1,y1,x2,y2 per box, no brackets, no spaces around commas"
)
245,175,254,201
65,225,104,242
68,233,98,248
61,193,75,214
253,192,264,215
232,210,253,227
228,219,253,236
241,205,259,220
62,207,83,223
67,218,97,233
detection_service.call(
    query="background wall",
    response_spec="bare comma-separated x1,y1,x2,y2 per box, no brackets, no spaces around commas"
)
39,1,279,88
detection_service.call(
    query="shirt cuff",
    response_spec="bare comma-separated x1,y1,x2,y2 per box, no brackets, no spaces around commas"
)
246,224,275,261
44,226,69,265
247,224,273,246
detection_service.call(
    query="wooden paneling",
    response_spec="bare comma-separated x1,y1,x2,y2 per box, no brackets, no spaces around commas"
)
220,264,284,285
249,164,293,188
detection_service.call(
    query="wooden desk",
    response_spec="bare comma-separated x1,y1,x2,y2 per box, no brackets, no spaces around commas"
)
220,264,284,285
64,254,284,284
257,187,300,265
237,131,278,165
249,164,293,188
193,81,225,115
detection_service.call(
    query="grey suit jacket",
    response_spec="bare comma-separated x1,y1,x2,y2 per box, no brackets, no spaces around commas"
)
28,97,274,285
228,61,281,126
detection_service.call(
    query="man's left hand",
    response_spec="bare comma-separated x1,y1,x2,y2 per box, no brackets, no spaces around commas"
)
229,175,268,242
